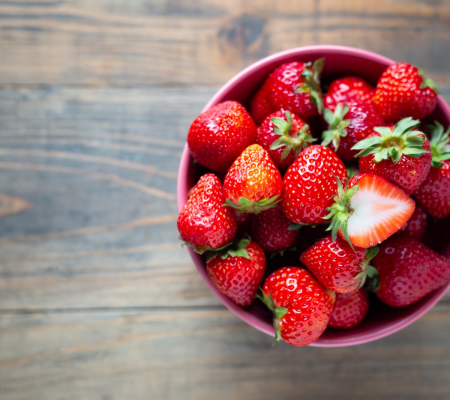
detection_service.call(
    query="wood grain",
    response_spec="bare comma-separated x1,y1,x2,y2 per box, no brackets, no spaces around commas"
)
1,0,450,87
1,307,450,400
2,0,450,399
0,87,223,310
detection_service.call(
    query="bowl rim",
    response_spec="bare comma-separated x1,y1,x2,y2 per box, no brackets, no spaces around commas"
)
177,45,450,347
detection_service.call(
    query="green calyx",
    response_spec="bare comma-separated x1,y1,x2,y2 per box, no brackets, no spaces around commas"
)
206,237,251,262
256,289,287,346
294,58,325,115
224,195,280,214
351,117,429,164
179,237,232,255
365,265,380,292
270,110,316,161
428,121,450,168
353,246,379,288
321,103,351,151
418,69,439,94
324,177,359,251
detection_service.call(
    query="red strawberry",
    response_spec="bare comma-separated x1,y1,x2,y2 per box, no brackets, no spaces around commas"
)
187,101,257,173
326,173,415,248
232,209,253,238
322,101,385,161
353,117,432,194
177,174,237,253
250,204,299,253
300,234,379,294
223,144,283,214
259,267,335,346
328,288,370,330
250,59,324,125
207,238,266,306
372,236,450,307
256,110,315,170
324,76,375,111
250,84,273,127
414,122,450,219
281,145,348,225
373,62,438,123
398,203,427,241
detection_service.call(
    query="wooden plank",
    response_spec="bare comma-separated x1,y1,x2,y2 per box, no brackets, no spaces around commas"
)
0,87,222,309
1,0,450,86
1,307,450,400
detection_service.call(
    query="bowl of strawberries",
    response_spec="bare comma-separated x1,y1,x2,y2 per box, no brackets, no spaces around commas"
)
177,45,450,347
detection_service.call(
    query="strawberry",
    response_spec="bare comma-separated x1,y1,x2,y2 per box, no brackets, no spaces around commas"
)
328,288,370,330
250,84,272,127
353,117,432,194
223,144,283,214
232,209,253,238
326,173,415,249
322,101,385,161
250,59,324,125
256,110,315,170
372,236,450,307
300,234,379,294
324,76,375,111
187,101,257,173
206,237,266,306
414,121,450,219
258,267,335,346
373,62,438,123
281,145,348,225
398,203,427,241
250,203,299,253
177,174,237,253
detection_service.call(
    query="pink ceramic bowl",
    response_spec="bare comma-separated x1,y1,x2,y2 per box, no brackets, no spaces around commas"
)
177,45,450,347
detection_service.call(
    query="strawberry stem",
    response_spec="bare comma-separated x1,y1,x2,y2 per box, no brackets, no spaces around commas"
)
270,110,316,161
206,237,251,262
224,195,280,214
352,117,428,164
256,289,287,345
179,237,233,255
428,121,450,168
321,103,351,151
365,265,380,292
324,177,359,251
294,58,325,114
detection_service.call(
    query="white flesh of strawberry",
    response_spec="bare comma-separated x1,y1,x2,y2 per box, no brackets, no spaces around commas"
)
346,175,415,248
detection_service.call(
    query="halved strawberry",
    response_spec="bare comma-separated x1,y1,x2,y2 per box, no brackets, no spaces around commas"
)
326,173,415,248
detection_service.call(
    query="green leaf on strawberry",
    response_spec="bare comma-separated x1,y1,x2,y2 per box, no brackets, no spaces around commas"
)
352,117,428,164
428,121,450,168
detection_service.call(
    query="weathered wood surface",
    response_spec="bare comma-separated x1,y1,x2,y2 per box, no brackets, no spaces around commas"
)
1,0,450,87
2,0,450,399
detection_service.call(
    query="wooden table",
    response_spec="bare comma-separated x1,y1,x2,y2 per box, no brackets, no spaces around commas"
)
1,1,450,399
